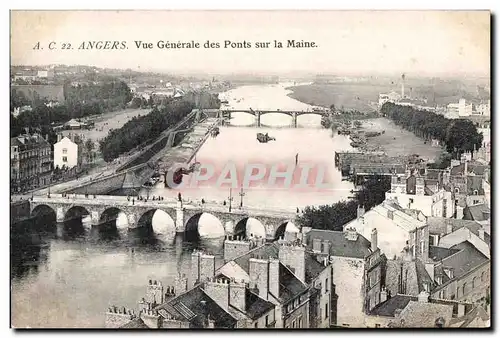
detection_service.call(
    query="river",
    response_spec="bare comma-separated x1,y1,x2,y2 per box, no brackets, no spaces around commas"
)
11,83,354,328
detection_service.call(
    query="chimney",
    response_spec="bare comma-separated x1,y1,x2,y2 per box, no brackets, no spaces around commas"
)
312,238,322,252
457,303,466,317
57,134,62,142
45,134,48,141
418,291,429,303
344,227,359,241
380,287,388,303
464,160,468,175
278,242,306,283
145,280,164,306
371,228,378,252
203,278,229,312
357,205,365,219
478,228,485,241
175,274,188,295
229,279,246,312
445,219,453,235
322,240,331,254
268,257,280,298
249,257,269,300
401,73,405,98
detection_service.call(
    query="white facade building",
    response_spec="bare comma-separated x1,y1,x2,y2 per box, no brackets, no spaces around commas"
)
446,99,473,118
53,135,80,169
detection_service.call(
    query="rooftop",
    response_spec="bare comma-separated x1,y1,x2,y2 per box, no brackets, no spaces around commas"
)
439,241,489,280
155,285,237,328
426,217,483,236
306,229,373,259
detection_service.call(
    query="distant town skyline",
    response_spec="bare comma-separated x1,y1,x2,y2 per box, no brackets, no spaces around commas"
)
11,11,490,77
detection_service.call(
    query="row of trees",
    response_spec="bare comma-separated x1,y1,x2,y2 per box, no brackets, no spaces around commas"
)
10,80,133,138
380,102,483,158
296,176,391,231
99,100,195,162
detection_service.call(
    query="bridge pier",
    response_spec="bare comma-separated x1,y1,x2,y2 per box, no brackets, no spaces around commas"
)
292,112,298,128
175,201,185,233
256,111,261,127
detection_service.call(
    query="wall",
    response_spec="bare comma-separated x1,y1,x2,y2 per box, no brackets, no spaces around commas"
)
331,257,365,327
224,238,251,261
431,262,490,303
54,138,79,169
364,314,392,328
11,200,31,223
386,190,454,218
365,251,383,311
284,297,310,328
250,308,275,328
438,228,490,259
316,265,333,328
66,171,127,195
349,210,410,259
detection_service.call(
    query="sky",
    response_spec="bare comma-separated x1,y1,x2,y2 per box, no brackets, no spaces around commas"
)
10,10,490,76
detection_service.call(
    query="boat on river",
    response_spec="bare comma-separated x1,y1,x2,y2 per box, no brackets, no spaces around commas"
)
257,133,276,143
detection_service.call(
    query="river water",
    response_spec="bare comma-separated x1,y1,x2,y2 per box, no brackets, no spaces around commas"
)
11,83,354,328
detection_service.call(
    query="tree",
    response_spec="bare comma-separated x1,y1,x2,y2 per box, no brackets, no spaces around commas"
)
85,139,95,163
296,175,391,231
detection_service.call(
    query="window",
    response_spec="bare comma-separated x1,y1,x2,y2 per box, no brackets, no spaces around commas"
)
298,316,303,328
62,156,67,162
455,188,460,193
481,271,486,282
375,324,381,328
420,241,425,255
472,277,477,288
62,148,68,154
325,303,329,318
462,283,467,296
325,278,329,293
409,198,414,204
292,320,296,328
265,315,269,326
473,190,478,195
254,322,258,328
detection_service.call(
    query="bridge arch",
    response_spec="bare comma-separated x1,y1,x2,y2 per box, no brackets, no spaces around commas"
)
136,209,176,238
184,212,225,241
234,217,267,239
99,207,129,231
274,220,300,240
64,206,91,222
31,204,57,233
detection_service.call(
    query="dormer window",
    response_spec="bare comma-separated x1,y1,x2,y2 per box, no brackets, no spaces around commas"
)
455,188,460,193
473,190,478,195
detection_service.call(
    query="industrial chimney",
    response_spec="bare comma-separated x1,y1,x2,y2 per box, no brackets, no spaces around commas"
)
401,74,405,98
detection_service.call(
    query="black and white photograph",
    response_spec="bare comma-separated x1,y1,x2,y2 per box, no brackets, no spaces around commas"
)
9,9,491,329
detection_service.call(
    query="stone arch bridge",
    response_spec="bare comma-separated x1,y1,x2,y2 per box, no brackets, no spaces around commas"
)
29,194,298,241
215,109,331,128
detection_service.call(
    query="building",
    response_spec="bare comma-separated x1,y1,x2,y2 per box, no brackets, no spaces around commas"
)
305,227,384,327
344,200,426,259
385,169,455,218
10,133,52,192
216,240,333,328
366,292,489,328
382,218,490,308
446,99,473,119
53,134,86,170
475,100,490,116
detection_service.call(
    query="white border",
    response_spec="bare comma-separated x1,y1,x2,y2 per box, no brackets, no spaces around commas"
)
2,1,497,338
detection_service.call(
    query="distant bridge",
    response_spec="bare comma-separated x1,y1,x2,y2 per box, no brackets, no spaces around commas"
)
217,109,331,128
29,194,298,241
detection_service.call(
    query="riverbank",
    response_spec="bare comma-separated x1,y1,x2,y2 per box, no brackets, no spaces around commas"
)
286,83,390,113
358,118,443,160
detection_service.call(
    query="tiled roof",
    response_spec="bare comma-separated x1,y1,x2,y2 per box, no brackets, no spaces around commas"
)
464,204,490,222
467,176,484,195
398,300,453,328
425,169,442,180
120,318,149,329
156,285,237,328
426,217,483,235
450,162,488,176
10,134,51,151
305,254,327,285
245,289,275,320
370,294,414,317
233,243,279,274
306,229,372,259
385,260,422,297
440,242,489,280
278,263,308,303
428,246,460,261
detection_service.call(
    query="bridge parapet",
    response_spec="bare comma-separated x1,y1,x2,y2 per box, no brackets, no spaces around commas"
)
30,195,298,238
